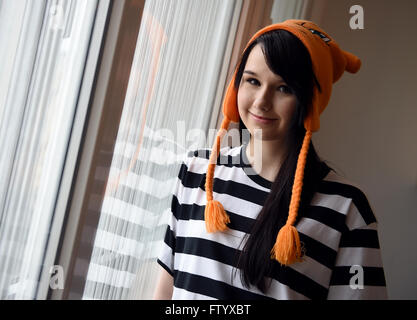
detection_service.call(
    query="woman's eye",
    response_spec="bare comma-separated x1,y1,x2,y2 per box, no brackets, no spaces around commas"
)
278,85,292,94
246,78,259,86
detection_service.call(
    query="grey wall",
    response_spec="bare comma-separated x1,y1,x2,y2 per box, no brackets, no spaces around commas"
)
309,0,417,299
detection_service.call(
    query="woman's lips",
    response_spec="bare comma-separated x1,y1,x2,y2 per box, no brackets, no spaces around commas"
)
249,112,276,124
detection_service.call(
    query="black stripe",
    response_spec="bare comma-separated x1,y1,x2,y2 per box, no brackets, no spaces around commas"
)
181,169,204,189
303,205,349,233
171,195,198,220
299,233,338,269
329,266,386,286
339,229,381,249
227,211,255,234
173,270,275,300
318,180,377,225
172,195,255,234
176,237,237,267
164,225,176,251
157,259,174,277
215,178,270,206
268,263,328,300
178,162,188,181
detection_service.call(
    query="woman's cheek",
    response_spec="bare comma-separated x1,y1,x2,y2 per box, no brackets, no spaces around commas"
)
237,89,251,112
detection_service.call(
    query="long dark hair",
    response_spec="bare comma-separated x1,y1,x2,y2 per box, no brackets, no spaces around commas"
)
234,29,331,293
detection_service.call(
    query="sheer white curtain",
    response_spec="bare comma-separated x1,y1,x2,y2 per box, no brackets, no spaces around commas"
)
270,0,308,23
82,0,242,300
0,0,98,299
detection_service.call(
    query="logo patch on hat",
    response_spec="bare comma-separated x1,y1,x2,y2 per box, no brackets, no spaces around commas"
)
309,29,331,43
298,21,331,45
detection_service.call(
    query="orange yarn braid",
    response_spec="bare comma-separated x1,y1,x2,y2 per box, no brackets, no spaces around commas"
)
204,117,231,232
271,130,312,265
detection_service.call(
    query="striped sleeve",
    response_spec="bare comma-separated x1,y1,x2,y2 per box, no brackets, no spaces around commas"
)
157,152,192,277
327,188,388,299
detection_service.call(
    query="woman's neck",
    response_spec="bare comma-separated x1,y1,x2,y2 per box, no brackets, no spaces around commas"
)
246,137,289,182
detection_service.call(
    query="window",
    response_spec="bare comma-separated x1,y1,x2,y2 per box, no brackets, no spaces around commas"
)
0,0,109,299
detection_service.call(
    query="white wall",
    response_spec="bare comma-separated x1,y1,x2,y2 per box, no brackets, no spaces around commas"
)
308,0,417,299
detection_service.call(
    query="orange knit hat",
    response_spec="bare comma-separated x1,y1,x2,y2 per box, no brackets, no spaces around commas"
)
204,20,361,266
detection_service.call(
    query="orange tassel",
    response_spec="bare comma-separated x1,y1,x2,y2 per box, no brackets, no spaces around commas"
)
271,224,302,266
205,200,230,233
271,130,312,265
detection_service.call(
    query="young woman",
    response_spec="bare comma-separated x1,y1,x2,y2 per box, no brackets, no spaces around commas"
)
154,20,387,300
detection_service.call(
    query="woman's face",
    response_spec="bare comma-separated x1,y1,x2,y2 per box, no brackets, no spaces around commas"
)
237,44,298,142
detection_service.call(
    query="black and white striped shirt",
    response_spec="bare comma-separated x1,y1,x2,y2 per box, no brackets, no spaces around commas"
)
157,143,387,300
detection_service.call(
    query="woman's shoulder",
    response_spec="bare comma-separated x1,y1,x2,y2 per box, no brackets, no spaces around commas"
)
315,167,379,230
321,168,369,200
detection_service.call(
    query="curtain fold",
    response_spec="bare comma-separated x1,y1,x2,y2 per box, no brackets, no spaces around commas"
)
82,0,239,300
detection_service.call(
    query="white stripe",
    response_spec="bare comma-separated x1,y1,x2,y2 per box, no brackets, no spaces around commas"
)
345,202,367,230
228,145,241,156
289,255,332,289
327,285,388,300
358,222,378,231
215,191,263,220
311,192,352,215
177,185,264,220
297,217,341,251
334,247,384,267
158,241,175,273
172,287,217,300
175,219,245,249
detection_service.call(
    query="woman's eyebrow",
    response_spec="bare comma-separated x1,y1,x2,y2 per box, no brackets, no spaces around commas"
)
243,70,285,82
243,70,257,76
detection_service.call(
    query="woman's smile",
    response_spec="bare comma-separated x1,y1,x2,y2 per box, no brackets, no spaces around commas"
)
249,111,277,124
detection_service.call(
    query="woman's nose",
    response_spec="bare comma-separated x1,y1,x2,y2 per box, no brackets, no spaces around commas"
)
253,88,273,111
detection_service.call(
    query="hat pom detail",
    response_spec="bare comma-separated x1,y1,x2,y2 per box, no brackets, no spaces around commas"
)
343,50,361,73
271,224,302,266
205,200,230,233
